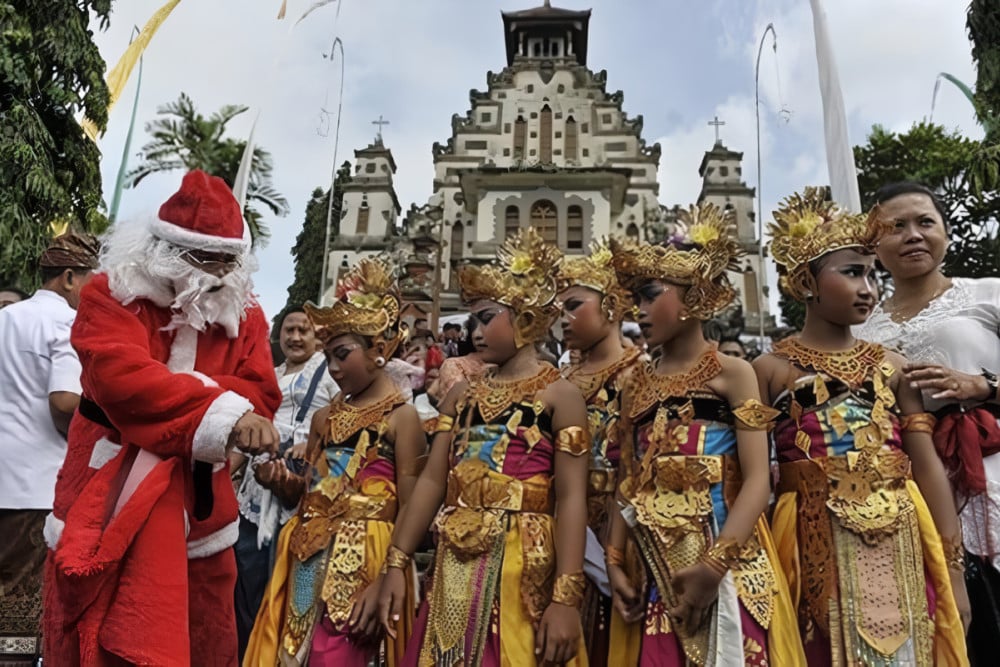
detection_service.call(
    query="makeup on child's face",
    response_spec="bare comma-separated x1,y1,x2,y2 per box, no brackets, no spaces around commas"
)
633,280,685,347
323,335,372,392
469,300,518,363
811,249,878,326
559,286,607,352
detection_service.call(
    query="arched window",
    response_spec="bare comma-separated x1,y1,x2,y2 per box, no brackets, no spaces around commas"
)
626,223,640,241
530,200,558,245
513,117,527,159
564,116,578,161
449,222,464,289
539,105,553,164
356,204,370,235
567,205,584,249
504,205,520,239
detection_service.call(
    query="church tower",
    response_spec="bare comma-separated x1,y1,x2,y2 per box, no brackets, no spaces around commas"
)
322,137,402,304
696,135,773,332
422,0,663,309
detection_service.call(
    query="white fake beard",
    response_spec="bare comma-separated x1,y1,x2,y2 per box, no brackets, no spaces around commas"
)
102,222,255,339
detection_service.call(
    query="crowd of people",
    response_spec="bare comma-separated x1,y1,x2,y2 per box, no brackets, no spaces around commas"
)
0,169,998,667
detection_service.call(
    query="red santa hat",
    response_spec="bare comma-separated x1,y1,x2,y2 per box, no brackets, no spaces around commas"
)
150,170,249,254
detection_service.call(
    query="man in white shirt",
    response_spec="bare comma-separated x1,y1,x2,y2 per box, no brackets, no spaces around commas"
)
0,232,99,665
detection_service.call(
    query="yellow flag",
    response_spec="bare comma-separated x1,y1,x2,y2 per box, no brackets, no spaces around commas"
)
83,0,184,141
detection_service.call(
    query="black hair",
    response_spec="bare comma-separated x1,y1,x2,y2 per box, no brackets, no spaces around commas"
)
718,334,745,348
0,286,29,300
456,315,480,356
873,182,950,231
443,322,460,332
279,306,307,326
40,266,89,285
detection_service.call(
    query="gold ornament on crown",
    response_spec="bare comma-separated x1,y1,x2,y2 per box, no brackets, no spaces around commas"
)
304,256,407,359
610,203,742,319
767,187,889,302
458,227,563,348
557,238,635,322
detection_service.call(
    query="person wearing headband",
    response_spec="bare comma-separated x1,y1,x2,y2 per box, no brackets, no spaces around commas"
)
607,204,802,666
378,228,590,666
556,239,644,666
755,187,969,665
0,232,98,664
246,256,424,666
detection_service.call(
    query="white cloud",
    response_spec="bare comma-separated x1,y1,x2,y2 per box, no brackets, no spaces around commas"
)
89,0,982,321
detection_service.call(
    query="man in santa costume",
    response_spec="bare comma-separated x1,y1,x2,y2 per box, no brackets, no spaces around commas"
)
43,170,282,666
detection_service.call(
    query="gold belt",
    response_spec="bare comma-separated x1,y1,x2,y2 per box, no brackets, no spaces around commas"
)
445,461,554,515
777,451,910,494
290,490,395,561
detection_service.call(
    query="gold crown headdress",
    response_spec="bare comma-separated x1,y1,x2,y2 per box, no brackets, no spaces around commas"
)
557,238,634,322
610,203,742,319
458,227,562,347
768,187,887,302
304,256,406,358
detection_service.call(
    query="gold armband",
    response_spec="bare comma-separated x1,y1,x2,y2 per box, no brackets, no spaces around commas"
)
941,535,966,573
384,545,412,571
551,571,586,607
555,426,589,456
732,398,781,431
703,538,740,571
900,412,937,434
605,545,626,568
434,414,455,433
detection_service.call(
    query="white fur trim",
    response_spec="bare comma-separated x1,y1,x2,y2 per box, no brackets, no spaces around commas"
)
182,370,219,388
44,513,64,550
184,511,191,538
167,326,198,373
192,391,253,463
186,518,239,559
88,437,123,470
150,217,248,254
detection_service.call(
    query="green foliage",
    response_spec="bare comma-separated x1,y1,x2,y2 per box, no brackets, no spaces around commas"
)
854,122,999,278
127,92,290,244
0,1,112,290
967,0,1000,195
273,161,352,334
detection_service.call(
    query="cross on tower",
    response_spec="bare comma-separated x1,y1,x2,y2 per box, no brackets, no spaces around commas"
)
708,115,725,144
372,115,390,143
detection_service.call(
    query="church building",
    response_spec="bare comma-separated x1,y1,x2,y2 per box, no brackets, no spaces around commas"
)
323,1,773,334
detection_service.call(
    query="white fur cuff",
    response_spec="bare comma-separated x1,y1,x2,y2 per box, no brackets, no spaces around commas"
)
192,391,253,463
187,518,240,559
44,513,65,550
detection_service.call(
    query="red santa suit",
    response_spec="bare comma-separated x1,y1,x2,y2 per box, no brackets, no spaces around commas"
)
42,171,282,666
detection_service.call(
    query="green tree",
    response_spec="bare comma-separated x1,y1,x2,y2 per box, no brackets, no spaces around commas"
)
0,0,112,289
966,0,1000,194
273,161,352,334
854,122,999,278
127,92,289,244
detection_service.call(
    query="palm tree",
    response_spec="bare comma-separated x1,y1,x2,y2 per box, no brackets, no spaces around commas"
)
127,92,289,243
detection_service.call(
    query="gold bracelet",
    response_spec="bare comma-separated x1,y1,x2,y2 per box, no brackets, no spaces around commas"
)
701,555,729,577
704,538,740,570
941,535,966,573
434,414,455,433
900,412,937,434
551,571,586,607
384,545,412,571
555,426,589,456
605,545,626,568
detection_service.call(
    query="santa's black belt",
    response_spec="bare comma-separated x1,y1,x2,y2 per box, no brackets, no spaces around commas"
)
78,397,215,521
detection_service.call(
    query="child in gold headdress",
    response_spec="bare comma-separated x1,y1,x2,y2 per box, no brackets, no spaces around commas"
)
754,188,969,666
557,240,643,667
607,204,803,666
377,228,590,667
244,257,425,666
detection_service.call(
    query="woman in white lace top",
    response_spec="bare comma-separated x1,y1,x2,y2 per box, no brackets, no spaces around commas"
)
856,182,1000,664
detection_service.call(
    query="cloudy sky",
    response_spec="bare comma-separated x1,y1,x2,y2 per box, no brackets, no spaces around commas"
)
90,0,982,321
